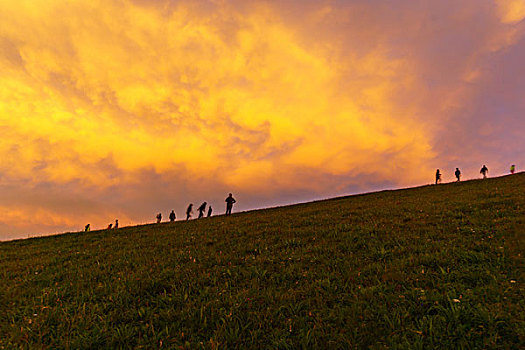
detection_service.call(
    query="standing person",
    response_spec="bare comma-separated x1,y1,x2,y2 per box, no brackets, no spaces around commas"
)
198,202,207,219
186,204,193,220
480,165,489,179
156,213,162,223
85,224,90,232
107,223,113,229
207,206,212,217
435,169,442,184
169,210,176,222
225,193,236,215
114,219,119,229
455,168,461,182
510,164,516,174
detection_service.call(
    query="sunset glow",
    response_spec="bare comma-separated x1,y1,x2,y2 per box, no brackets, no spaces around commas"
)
1,0,524,240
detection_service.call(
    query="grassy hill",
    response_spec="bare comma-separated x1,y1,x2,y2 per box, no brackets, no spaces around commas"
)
1,174,523,349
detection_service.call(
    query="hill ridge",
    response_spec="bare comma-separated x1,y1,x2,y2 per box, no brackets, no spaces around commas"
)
2,172,523,243
0,172,523,347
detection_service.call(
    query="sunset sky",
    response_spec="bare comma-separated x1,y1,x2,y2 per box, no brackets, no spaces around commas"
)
1,0,524,240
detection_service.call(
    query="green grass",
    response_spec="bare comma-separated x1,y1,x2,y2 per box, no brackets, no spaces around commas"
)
1,174,524,349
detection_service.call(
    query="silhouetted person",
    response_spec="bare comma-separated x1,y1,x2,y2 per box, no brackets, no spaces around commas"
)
114,219,119,229
455,168,461,182
480,165,488,179
107,223,113,229
156,213,162,223
186,204,193,220
435,169,441,184
85,224,90,232
225,193,236,215
169,210,176,222
207,206,212,217
198,202,207,218
510,164,516,174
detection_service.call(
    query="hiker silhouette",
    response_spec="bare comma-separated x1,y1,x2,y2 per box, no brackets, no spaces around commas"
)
510,164,516,174
480,165,488,179
186,204,193,220
225,193,236,215
207,206,212,217
169,210,176,222
114,219,119,229
156,213,162,223
107,223,113,229
455,168,461,182
85,224,90,232
198,202,207,219
435,169,442,184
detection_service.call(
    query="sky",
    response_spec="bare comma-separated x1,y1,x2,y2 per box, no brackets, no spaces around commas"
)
0,0,524,241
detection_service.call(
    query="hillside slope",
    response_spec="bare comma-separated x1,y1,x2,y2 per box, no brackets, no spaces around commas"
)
1,174,524,348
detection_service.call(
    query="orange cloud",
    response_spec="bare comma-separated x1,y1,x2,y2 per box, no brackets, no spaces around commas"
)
497,0,525,23
0,0,435,189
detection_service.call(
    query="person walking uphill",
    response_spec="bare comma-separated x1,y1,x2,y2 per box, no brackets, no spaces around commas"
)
455,168,461,182
510,164,516,174
225,193,236,215
480,165,489,179
186,204,193,220
435,169,442,184
198,202,207,219
156,213,162,223
169,210,176,222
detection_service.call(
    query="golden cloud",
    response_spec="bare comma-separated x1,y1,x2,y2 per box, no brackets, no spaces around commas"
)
497,0,525,23
0,0,435,191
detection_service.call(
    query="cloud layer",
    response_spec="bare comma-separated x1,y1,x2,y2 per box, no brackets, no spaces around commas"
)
0,0,523,240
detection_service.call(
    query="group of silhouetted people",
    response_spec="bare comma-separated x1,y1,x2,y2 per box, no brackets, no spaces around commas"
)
156,210,176,223
85,219,118,232
435,164,517,184
80,160,520,234
84,193,237,232
434,168,462,184
106,219,118,229
155,193,236,224
184,203,209,220
83,162,520,234
84,162,521,233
